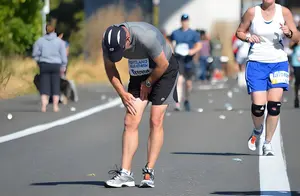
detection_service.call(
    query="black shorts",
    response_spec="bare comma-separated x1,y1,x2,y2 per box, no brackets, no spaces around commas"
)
128,55,179,105
294,67,300,85
175,54,194,80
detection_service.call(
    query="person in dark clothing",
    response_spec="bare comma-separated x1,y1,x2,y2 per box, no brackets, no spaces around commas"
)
198,30,211,81
32,24,68,112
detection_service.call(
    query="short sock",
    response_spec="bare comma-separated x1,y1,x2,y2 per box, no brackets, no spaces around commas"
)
254,125,263,134
121,168,131,176
264,140,271,144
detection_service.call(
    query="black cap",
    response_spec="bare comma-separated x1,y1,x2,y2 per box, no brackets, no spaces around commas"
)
181,14,189,21
103,25,126,62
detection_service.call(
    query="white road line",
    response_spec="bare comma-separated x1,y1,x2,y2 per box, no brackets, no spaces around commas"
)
259,117,291,195
0,98,121,144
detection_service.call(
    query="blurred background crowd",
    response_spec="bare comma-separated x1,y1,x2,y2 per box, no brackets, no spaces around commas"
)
0,0,300,100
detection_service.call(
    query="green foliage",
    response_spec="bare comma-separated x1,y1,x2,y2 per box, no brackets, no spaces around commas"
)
50,0,75,10
49,0,84,57
50,0,61,10
0,0,43,55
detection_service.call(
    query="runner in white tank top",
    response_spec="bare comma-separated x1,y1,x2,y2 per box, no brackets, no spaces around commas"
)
248,4,287,63
236,0,300,156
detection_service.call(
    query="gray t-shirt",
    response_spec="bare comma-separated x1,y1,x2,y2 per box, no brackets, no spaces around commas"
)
103,22,172,77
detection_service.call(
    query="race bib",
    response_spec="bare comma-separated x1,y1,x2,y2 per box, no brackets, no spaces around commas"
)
269,71,289,84
128,58,152,76
175,43,189,56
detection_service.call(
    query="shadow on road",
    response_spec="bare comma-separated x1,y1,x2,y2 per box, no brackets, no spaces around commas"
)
31,181,106,187
171,152,258,156
31,181,147,188
211,191,300,195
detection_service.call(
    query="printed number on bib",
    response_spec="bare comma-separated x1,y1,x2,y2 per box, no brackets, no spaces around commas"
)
128,59,152,76
269,71,289,84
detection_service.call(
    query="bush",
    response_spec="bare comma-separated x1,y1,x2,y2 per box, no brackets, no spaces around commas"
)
0,0,42,55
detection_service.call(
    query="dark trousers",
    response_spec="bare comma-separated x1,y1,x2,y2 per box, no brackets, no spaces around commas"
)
294,67,300,86
294,67,300,99
39,62,61,96
199,56,209,80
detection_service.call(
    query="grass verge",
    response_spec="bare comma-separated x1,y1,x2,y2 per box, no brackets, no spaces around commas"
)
0,56,129,99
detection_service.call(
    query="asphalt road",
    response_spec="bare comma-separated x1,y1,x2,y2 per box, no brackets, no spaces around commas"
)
0,80,299,196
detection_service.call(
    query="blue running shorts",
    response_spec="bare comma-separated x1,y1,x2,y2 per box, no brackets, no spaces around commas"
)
245,61,289,94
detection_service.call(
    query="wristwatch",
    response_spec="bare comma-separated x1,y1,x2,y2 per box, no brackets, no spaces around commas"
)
145,80,152,88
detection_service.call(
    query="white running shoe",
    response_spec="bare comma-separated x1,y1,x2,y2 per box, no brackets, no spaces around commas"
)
263,143,275,156
105,168,135,188
248,127,263,151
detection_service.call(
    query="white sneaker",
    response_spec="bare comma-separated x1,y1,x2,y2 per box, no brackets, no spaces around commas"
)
174,104,181,112
248,127,263,151
105,168,135,188
263,143,275,156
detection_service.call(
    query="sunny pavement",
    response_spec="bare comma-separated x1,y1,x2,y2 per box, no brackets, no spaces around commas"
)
0,80,299,196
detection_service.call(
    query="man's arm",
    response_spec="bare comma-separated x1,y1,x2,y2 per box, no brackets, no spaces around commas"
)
283,7,300,43
143,32,169,85
146,51,169,85
103,55,126,97
189,32,202,56
189,42,202,56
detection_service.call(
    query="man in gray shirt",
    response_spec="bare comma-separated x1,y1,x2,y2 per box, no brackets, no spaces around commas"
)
102,22,179,188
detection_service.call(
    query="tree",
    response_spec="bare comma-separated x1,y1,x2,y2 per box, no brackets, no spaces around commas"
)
0,0,43,55
48,0,84,57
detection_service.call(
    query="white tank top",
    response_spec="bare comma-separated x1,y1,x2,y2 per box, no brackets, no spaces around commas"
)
248,4,288,63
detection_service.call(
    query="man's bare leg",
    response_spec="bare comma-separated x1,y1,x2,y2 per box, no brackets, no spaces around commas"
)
147,105,168,168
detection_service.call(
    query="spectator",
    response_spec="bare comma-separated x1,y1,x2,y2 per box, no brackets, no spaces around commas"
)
232,34,240,61
235,32,250,87
210,34,223,79
289,20,300,82
32,23,68,112
291,41,300,108
198,30,211,81
236,32,250,72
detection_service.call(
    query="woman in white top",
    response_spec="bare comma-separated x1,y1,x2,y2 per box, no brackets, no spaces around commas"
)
236,0,300,156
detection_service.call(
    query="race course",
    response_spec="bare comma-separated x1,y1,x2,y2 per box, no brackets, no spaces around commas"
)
0,80,300,196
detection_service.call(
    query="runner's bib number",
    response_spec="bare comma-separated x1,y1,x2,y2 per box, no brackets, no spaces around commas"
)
269,71,289,84
128,58,152,76
175,43,189,56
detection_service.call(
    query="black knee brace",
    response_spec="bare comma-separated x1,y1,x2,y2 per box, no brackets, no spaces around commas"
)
251,103,266,117
267,101,281,116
